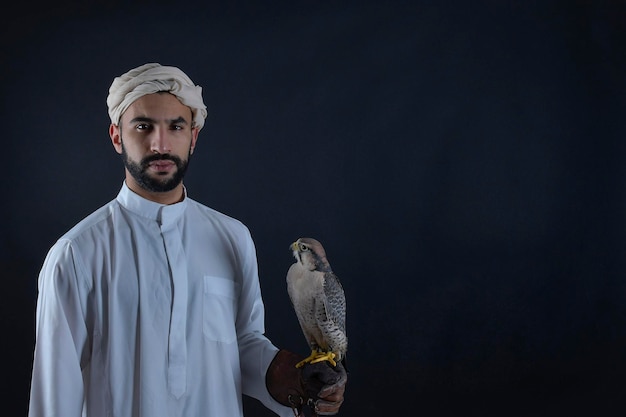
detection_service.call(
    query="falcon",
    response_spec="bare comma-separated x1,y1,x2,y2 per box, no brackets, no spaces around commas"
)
286,237,347,368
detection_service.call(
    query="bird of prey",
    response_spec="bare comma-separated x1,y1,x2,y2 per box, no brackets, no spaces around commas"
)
286,237,347,368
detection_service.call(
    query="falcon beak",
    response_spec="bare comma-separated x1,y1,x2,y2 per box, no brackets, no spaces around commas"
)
290,241,299,251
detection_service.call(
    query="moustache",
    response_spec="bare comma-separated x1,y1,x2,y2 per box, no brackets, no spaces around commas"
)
140,154,182,167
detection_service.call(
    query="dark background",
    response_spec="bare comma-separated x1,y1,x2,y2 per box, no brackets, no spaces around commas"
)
2,1,626,415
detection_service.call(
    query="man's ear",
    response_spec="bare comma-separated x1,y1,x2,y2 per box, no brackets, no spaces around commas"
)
190,126,200,154
109,123,123,154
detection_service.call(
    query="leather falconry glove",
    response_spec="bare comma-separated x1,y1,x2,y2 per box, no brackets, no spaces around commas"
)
266,349,347,417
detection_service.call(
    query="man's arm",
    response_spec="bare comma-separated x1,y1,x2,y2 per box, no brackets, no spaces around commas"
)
29,240,90,417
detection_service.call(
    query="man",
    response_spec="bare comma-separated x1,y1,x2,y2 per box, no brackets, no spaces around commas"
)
28,63,346,417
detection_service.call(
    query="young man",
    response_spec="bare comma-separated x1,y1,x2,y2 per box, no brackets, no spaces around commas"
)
28,63,346,417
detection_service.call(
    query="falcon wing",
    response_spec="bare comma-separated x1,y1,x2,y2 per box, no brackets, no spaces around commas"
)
322,271,346,334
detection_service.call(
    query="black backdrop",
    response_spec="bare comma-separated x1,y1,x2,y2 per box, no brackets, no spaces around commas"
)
2,1,626,415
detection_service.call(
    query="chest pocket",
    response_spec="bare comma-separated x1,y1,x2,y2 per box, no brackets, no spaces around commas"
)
203,276,239,343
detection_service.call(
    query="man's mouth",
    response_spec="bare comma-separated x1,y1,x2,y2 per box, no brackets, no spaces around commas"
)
148,160,175,172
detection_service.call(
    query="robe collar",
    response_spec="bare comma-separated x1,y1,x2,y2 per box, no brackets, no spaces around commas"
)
116,181,188,227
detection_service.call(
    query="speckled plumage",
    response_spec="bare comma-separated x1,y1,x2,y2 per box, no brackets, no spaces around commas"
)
286,238,347,367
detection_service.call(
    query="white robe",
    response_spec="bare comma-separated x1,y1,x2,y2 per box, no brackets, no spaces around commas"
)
28,182,291,417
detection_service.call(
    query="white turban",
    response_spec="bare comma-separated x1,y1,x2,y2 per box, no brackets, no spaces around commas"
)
106,63,208,129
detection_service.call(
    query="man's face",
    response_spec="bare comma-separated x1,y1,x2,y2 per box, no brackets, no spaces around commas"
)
120,140,187,193
110,92,199,198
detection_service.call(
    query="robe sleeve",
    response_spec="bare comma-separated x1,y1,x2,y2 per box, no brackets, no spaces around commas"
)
235,229,293,417
29,238,92,417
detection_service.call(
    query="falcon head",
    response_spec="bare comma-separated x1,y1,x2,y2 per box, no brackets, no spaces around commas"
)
290,237,332,273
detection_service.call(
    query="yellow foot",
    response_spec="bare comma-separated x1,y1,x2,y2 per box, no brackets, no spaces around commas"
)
295,350,337,368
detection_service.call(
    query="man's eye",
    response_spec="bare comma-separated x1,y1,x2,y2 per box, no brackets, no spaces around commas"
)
172,125,184,131
136,123,150,130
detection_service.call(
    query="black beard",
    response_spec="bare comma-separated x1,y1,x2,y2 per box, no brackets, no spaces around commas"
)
120,143,191,193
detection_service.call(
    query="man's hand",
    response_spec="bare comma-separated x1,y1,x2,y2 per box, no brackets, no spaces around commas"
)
266,350,347,416
301,360,347,415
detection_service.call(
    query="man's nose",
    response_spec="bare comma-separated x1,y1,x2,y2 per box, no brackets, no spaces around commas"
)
150,128,172,154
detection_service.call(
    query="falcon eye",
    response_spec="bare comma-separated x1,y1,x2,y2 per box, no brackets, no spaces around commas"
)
299,243,309,251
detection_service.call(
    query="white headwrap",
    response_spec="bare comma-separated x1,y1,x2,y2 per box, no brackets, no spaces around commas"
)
106,63,208,129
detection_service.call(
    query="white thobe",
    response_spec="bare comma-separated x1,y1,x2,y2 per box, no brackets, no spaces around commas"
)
28,182,292,417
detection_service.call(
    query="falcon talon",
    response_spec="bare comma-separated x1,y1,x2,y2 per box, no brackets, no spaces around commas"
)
312,358,337,367
295,349,338,368
310,352,337,367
